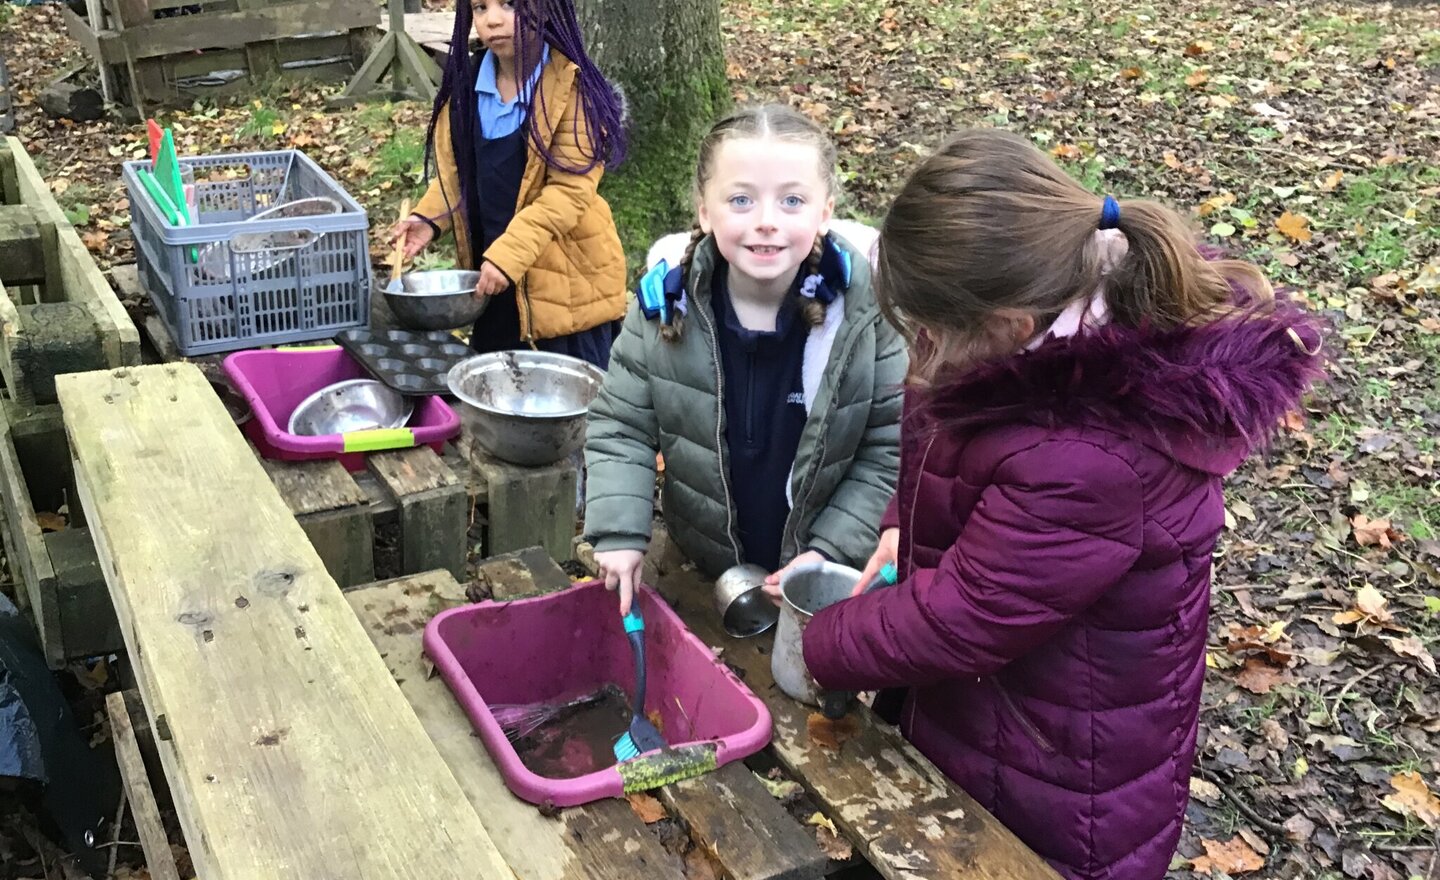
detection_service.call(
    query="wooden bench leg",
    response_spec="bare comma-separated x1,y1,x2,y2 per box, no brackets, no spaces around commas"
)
368,447,466,581
470,450,577,563
297,507,375,588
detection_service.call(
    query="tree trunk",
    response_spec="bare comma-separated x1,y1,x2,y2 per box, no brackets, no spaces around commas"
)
578,0,729,272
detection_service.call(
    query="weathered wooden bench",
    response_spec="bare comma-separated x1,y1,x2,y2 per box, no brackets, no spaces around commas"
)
0,136,140,666
346,548,1061,880
110,262,580,586
57,362,515,879
0,137,140,406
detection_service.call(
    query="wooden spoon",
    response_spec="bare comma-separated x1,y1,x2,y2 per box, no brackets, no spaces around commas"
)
389,197,411,287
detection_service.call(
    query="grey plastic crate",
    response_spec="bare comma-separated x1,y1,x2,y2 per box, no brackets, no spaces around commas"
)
122,149,371,356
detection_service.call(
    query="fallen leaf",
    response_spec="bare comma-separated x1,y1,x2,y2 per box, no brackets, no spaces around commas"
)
37,512,67,532
1185,68,1211,88
1235,657,1288,694
1050,143,1083,160
1383,635,1437,675
1191,835,1264,875
807,712,859,751
1319,169,1344,191
1351,515,1399,551
1162,151,1184,170
807,812,853,861
754,771,802,801
626,792,666,824
1381,772,1440,828
1334,583,1394,625
1275,211,1312,243
1190,776,1222,803
1420,318,1440,333
683,848,723,880
1185,40,1215,56
1280,410,1306,432
1282,813,1316,842
1119,66,1145,81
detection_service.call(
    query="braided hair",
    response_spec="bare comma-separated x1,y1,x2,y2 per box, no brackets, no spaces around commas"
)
665,104,838,344
423,0,628,232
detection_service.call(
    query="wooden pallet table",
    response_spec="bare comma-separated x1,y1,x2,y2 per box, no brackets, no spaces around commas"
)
61,0,380,117
345,548,1060,880
110,262,581,585
0,136,140,666
57,363,514,879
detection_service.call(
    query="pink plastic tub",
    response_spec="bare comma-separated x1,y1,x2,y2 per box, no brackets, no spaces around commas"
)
222,346,460,471
424,581,773,807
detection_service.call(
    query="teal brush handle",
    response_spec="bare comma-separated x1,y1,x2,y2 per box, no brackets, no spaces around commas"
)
622,608,647,717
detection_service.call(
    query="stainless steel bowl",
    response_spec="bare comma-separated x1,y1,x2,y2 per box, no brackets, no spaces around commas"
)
714,564,778,638
287,379,414,437
447,351,604,466
382,270,489,331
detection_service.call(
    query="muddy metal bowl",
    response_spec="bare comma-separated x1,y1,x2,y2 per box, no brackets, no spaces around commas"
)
447,351,604,466
772,561,862,705
383,270,489,331
714,564,779,638
287,379,414,436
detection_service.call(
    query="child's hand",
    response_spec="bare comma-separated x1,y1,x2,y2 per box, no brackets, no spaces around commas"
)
389,216,434,260
595,549,645,616
474,260,510,297
852,528,899,597
761,550,827,602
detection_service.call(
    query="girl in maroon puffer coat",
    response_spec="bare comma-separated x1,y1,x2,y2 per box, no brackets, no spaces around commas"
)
798,130,1325,879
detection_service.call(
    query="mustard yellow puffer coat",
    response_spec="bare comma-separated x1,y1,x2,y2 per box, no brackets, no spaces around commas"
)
413,50,626,342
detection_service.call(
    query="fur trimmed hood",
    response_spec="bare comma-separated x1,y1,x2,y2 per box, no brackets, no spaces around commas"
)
920,301,1327,475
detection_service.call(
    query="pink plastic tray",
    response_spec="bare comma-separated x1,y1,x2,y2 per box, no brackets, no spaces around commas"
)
222,346,460,471
424,581,773,806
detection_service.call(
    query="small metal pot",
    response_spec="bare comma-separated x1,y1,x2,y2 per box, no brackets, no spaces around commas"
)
713,564,778,638
771,561,861,705
446,351,604,466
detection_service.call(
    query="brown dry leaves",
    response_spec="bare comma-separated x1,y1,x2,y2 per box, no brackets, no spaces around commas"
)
1380,772,1440,828
807,712,860,751
806,812,854,861
1275,211,1313,243
626,792,666,824
1350,514,1401,550
1190,835,1265,875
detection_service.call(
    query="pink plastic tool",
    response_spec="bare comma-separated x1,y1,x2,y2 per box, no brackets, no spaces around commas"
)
424,581,773,807
222,346,459,471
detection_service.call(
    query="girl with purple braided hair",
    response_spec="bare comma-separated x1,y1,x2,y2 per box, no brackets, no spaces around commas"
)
390,0,629,367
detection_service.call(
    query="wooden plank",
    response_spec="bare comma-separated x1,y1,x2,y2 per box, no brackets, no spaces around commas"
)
104,691,183,880
0,205,45,285
471,449,578,563
660,568,1062,880
118,0,377,61
346,568,688,880
56,363,515,880
367,447,466,580
0,279,35,407
661,764,827,880
0,403,63,666
500,551,828,880
260,456,375,588
234,0,280,79
5,137,140,368
377,11,457,55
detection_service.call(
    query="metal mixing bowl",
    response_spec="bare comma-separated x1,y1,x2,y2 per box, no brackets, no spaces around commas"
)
447,351,604,466
714,564,779,638
287,379,414,436
382,270,489,331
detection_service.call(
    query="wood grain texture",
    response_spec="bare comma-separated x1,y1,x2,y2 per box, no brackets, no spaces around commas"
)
660,568,1062,880
57,363,514,880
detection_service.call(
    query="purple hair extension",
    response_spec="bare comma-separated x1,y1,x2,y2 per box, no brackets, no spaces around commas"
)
422,0,627,233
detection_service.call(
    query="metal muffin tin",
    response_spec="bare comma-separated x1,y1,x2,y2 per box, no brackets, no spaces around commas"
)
335,328,475,396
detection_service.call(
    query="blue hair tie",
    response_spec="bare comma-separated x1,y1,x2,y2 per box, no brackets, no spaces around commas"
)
1099,195,1121,230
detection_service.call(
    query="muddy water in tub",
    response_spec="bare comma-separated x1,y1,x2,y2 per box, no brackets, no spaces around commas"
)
510,687,634,777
